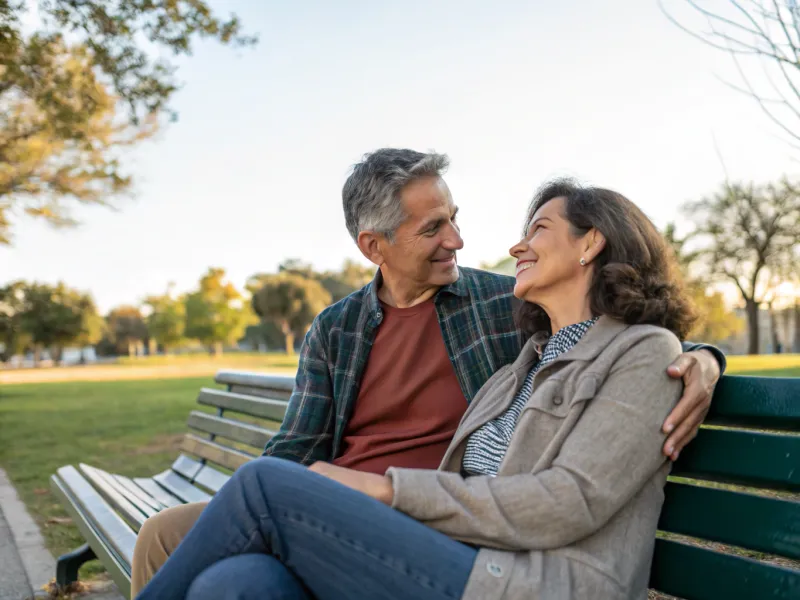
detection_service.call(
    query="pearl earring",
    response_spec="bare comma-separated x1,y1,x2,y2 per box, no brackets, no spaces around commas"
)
579,257,586,266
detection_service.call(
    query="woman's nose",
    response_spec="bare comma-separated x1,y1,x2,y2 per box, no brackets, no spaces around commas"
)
509,239,527,257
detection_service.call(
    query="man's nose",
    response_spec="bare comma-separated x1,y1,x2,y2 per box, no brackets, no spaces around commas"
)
442,224,464,251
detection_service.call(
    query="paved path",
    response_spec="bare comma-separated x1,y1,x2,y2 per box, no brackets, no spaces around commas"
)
0,469,123,600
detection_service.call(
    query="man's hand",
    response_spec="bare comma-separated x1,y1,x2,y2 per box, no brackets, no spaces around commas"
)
663,349,720,461
308,462,394,505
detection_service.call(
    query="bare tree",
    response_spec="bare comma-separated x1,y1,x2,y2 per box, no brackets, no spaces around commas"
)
683,179,800,354
662,0,800,144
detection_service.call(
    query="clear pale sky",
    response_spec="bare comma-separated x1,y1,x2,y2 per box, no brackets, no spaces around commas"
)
2,0,796,312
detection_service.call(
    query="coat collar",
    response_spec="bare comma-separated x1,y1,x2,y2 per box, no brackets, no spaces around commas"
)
511,315,630,376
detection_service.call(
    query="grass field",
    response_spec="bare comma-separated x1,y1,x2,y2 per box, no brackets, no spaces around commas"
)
0,377,218,578
0,354,797,582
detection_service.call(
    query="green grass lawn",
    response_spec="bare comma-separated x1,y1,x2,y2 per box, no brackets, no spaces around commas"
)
0,377,219,579
725,353,800,377
0,354,797,583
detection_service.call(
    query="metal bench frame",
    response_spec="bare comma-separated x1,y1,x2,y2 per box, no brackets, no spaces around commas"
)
51,372,800,599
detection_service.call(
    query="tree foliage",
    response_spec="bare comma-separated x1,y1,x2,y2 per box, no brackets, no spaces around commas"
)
184,268,251,355
251,272,331,354
0,0,255,243
143,289,186,352
0,280,31,361
278,258,375,303
105,305,148,356
0,281,100,363
681,180,800,353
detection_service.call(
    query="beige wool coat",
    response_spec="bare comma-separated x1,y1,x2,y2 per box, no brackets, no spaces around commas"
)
386,316,683,600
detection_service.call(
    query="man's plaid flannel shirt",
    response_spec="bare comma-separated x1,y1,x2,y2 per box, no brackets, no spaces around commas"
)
261,266,724,465
261,266,526,464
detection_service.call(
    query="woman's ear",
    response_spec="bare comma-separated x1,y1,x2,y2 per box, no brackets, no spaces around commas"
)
583,228,606,264
357,231,385,267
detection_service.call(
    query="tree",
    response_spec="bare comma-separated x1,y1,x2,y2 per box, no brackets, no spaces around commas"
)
322,259,376,302
662,0,800,144
0,0,255,243
682,180,800,353
251,273,332,354
0,281,31,362
144,289,186,353
72,293,104,363
664,223,745,344
17,282,90,364
106,305,148,357
184,268,251,356
688,287,745,344
278,258,375,303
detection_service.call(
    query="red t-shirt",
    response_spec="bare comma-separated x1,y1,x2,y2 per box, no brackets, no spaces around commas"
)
332,299,468,474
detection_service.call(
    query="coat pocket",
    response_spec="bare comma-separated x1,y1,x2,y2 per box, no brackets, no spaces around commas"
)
526,378,572,418
527,375,598,418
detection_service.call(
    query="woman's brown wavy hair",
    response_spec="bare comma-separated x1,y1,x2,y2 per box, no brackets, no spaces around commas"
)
515,179,697,340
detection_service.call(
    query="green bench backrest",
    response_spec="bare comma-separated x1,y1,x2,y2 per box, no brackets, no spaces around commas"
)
176,371,293,488
650,375,800,599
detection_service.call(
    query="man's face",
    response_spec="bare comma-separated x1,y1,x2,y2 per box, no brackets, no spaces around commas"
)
380,176,463,291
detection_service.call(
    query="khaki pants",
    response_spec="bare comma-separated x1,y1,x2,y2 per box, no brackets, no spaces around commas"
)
130,501,207,597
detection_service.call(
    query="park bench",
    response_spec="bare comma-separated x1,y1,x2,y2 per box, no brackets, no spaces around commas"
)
50,370,799,599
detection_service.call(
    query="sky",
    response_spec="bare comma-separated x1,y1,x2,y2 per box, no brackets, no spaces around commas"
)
2,0,798,313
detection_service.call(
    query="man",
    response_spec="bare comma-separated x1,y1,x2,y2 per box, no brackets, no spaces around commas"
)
132,149,723,595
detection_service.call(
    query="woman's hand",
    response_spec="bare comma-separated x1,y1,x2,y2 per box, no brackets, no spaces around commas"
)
308,462,394,505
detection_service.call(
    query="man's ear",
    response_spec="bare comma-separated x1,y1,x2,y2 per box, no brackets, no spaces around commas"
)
357,231,385,267
583,228,606,263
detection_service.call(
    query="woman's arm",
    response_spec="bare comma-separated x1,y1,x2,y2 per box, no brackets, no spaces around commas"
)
386,329,683,551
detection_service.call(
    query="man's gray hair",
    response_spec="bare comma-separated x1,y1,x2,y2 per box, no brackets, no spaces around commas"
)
342,148,450,243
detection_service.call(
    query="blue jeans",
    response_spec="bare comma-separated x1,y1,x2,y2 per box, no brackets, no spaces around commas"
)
136,457,477,600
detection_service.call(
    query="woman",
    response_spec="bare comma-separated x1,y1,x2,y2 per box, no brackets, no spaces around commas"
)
136,180,696,600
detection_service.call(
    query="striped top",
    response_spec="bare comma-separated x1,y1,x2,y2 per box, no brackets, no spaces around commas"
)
462,317,599,477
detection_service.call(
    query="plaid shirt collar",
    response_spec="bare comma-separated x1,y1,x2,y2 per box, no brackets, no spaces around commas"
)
364,267,471,322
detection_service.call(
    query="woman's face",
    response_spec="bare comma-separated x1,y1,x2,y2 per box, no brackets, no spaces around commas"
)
509,196,588,303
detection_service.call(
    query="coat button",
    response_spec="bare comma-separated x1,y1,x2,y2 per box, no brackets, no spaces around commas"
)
553,396,563,405
487,563,504,577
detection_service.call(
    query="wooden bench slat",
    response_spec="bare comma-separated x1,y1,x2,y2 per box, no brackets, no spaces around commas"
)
215,370,295,392
78,464,152,528
706,375,800,431
659,482,800,560
111,474,166,512
132,477,183,509
229,384,291,402
186,410,275,450
171,454,204,481
181,433,254,471
85,465,161,516
650,537,800,599
169,453,232,493
51,466,136,598
153,470,211,504
671,428,800,491
196,388,289,421
193,465,232,493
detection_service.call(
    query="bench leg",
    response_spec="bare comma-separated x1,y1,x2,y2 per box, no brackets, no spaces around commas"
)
56,543,96,586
